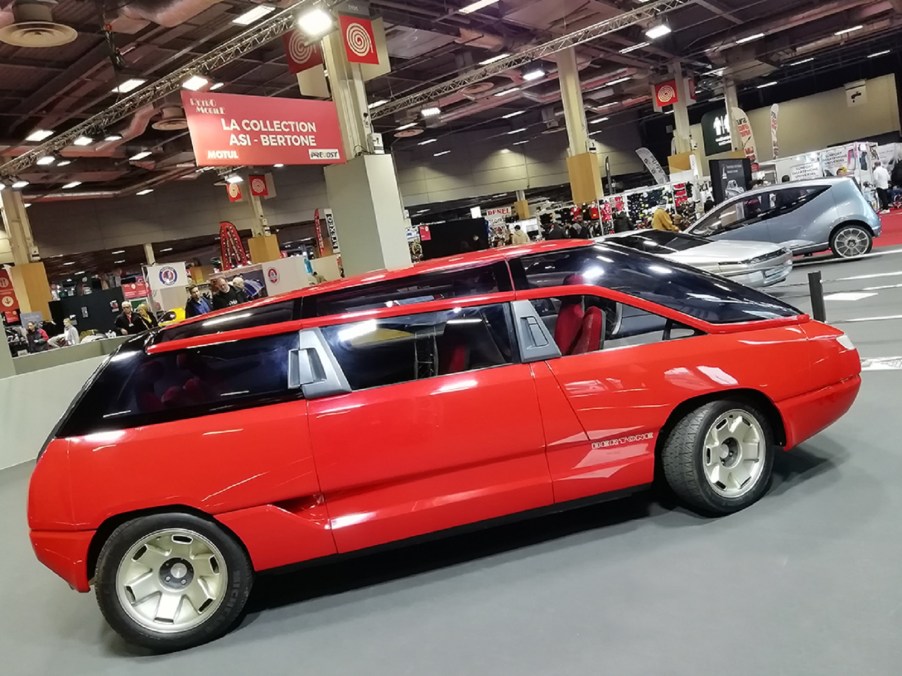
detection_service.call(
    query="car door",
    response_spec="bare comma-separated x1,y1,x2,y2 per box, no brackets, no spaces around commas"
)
691,196,774,243
299,300,553,554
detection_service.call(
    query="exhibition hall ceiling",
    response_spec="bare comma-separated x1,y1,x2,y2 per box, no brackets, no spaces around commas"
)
0,0,900,201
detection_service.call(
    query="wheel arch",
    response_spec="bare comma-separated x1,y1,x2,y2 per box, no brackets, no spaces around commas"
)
86,505,249,583
654,389,787,469
830,219,876,240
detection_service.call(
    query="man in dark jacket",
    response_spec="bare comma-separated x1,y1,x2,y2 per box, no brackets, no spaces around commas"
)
185,285,212,318
544,222,567,240
25,322,49,353
612,210,632,233
211,277,249,311
114,302,144,335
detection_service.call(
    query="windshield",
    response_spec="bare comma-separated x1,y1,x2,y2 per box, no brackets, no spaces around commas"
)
515,244,801,324
612,231,710,254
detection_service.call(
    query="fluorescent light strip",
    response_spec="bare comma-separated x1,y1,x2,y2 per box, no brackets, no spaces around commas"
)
36,155,55,166
434,150,451,156
757,81,778,89
507,127,527,135
869,50,891,58
112,78,146,94
396,122,417,131
835,25,863,36
606,76,632,86
12,180,28,189
368,99,388,109
460,0,499,15
502,110,524,119
62,181,81,189
645,24,671,40
522,68,545,81
421,106,441,117
210,82,225,91
182,75,209,91
129,151,151,161
736,32,765,45
479,52,509,65
619,42,649,54
418,139,437,145
73,135,93,146
25,129,54,142
494,88,520,97
111,250,125,254
512,140,529,145
590,117,609,124
233,4,275,25
789,57,814,66
136,189,154,196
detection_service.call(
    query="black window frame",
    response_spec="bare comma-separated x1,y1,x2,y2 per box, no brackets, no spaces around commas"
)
152,297,302,345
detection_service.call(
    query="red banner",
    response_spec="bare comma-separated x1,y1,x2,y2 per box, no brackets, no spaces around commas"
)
653,80,679,108
339,14,379,64
0,269,19,312
249,174,270,198
122,276,148,301
181,91,344,166
283,30,323,74
313,208,325,255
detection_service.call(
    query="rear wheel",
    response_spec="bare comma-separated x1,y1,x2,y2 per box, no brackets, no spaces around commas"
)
830,224,873,258
661,401,774,515
95,513,253,652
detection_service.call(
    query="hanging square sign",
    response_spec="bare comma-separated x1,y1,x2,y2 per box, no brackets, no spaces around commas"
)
339,14,380,64
283,30,323,74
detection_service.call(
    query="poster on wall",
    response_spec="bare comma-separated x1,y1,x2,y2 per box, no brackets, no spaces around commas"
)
710,158,752,205
0,269,19,312
790,162,822,181
181,91,345,167
731,108,758,166
121,275,149,301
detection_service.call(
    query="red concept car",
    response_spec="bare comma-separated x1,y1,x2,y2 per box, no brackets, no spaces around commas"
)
28,240,861,651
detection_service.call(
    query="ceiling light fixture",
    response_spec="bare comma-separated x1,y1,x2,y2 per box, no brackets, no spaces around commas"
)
835,25,863,36
36,155,55,166
25,129,54,142
421,106,442,117
396,122,417,131
619,42,650,54
522,68,545,81
645,24,671,40
460,0,499,14
368,99,388,109
182,74,210,91
63,261,75,266
590,117,610,124
73,135,93,146
112,78,146,94
210,82,225,91
129,151,152,161
104,133,123,142
494,88,520,97
735,32,765,45
274,163,284,168
111,250,125,255
433,150,451,157
225,174,243,184
597,101,619,109
56,160,72,168
62,181,81,189
296,6,334,36
479,52,509,65
160,247,173,253
512,140,529,145
606,76,632,86
136,188,154,195
418,139,437,145
233,4,275,25
757,81,778,89
507,127,527,135
114,260,126,264
868,50,891,58
502,111,524,119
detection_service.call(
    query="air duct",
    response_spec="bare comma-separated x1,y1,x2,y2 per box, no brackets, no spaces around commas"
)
152,106,189,131
0,0,76,48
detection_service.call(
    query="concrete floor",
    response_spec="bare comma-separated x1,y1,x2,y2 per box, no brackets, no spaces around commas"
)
4,250,902,675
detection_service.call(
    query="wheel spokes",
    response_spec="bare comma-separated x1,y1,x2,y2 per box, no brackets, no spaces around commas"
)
125,571,159,606
154,591,183,623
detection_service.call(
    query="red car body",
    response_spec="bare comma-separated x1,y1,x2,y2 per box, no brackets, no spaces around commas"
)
28,241,860,593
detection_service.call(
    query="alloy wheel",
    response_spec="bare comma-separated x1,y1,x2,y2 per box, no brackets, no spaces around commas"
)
834,226,871,258
115,528,228,634
701,409,766,499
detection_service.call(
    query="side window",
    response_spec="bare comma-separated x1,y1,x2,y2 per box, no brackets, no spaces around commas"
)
531,295,702,357
694,201,746,236
155,300,297,344
321,303,514,391
58,332,299,435
765,186,829,225
306,263,510,317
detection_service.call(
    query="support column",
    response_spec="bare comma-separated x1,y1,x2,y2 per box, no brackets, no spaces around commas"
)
0,331,13,378
321,27,410,276
671,61,692,154
1,189,51,320
247,195,281,263
557,47,603,204
515,189,529,220
723,75,742,152
143,243,156,265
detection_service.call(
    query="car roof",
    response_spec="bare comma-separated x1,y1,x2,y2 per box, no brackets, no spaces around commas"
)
167,239,593,330
723,176,851,201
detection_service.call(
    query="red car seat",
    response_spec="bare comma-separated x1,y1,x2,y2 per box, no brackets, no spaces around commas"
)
554,297,585,355
571,307,604,355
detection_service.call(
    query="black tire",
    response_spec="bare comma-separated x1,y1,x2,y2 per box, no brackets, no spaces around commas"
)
661,400,775,516
94,513,253,652
830,223,873,259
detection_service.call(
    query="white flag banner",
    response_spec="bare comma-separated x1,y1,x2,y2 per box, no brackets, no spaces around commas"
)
770,104,779,160
731,107,758,165
636,148,669,185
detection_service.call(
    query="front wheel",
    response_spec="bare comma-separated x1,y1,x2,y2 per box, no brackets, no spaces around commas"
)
94,513,253,652
661,401,775,515
831,224,873,258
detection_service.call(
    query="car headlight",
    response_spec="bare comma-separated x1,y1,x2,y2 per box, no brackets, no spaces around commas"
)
836,333,856,350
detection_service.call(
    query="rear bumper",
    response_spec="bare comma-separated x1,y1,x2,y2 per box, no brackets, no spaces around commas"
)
30,529,94,593
778,375,861,450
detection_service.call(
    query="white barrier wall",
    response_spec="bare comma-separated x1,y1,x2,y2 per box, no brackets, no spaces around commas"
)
0,356,105,471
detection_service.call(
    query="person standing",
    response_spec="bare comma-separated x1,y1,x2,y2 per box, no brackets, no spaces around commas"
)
25,321,50,353
652,203,680,232
135,303,159,331
210,277,249,311
185,285,212,318
62,318,79,346
544,221,566,240
510,225,530,245
115,302,144,335
613,210,632,233
874,161,891,213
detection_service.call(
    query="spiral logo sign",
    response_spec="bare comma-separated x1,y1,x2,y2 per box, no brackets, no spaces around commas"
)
339,14,379,64
283,30,322,73
655,82,677,106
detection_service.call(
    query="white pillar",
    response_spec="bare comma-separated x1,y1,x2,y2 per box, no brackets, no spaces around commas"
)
671,61,692,154
321,32,374,159
249,195,268,237
143,243,156,265
723,75,742,152
556,47,590,157
1,189,36,265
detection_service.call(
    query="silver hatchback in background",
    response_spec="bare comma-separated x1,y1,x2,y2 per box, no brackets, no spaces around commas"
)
687,177,882,258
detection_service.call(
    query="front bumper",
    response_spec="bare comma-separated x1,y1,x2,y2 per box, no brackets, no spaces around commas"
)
721,259,793,288
30,529,95,592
